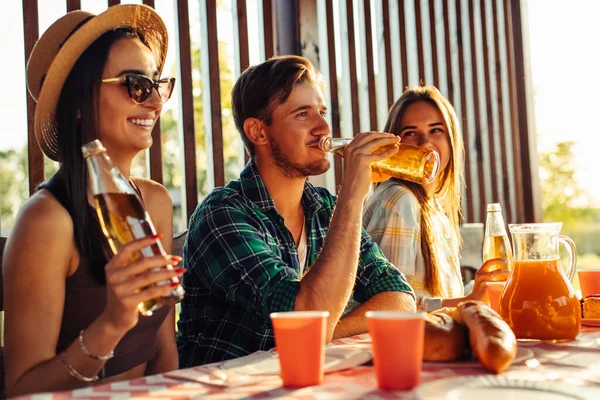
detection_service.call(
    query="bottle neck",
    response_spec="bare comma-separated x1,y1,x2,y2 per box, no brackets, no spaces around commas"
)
85,151,137,197
485,211,508,236
319,137,352,152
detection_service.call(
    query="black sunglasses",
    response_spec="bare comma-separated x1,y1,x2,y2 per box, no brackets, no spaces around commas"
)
101,74,175,104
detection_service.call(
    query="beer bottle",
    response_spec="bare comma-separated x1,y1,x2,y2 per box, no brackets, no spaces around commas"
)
318,136,440,184
482,203,513,263
82,139,184,316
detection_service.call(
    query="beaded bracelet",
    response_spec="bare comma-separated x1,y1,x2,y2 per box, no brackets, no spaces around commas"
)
60,352,99,383
78,330,114,361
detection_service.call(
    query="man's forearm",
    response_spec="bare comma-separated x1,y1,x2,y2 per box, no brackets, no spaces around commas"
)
294,193,364,341
332,291,416,340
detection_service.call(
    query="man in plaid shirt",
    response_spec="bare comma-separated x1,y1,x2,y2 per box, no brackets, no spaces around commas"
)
177,55,416,366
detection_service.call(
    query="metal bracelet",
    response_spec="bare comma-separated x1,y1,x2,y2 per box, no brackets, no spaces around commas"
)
78,330,114,361
60,352,99,383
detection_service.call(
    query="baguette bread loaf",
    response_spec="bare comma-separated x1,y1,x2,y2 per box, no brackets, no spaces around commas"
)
433,306,461,321
423,310,467,361
458,300,517,373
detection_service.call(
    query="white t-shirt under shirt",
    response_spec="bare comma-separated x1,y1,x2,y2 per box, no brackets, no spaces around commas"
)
297,218,308,274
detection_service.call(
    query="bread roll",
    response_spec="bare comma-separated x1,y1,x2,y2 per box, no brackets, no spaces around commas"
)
458,300,517,373
423,311,467,361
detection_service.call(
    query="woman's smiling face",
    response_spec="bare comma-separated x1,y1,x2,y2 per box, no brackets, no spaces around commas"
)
97,37,163,157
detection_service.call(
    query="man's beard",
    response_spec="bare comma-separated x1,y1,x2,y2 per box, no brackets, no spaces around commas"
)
269,135,330,178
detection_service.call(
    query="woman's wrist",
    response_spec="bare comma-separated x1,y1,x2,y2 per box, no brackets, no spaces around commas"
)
89,313,131,350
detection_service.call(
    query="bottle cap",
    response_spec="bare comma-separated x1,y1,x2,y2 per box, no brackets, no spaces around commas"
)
487,203,501,212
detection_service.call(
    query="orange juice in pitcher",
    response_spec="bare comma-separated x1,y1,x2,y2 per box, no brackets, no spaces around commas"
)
499,223,580,341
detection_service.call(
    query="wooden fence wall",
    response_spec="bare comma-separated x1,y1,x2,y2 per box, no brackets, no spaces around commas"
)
20,0,540,227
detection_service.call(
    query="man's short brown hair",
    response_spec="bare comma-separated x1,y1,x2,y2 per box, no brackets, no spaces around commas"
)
231,55,324,157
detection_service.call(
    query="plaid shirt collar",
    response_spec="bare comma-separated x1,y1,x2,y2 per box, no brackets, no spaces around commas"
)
238,159,324,216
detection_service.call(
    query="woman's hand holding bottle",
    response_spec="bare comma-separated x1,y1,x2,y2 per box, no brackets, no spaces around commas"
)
466,258,510,303
101,235,185,333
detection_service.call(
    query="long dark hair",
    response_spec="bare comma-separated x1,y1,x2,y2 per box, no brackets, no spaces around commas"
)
41,29,152,284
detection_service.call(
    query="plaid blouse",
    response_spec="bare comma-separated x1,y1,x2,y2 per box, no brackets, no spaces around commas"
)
363,179,463,312
177,161,414,366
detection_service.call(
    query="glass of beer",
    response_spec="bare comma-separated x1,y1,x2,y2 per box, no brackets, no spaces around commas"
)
319,136,440,184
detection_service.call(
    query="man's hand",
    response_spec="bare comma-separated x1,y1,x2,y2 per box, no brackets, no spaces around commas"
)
338,132,400,202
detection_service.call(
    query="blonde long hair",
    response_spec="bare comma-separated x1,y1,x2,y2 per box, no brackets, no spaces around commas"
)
384,86,464,296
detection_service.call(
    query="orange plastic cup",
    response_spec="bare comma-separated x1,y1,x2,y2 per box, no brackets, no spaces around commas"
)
486,281,507,314
270,311,329,388
366,311,426,391
578,269,600,298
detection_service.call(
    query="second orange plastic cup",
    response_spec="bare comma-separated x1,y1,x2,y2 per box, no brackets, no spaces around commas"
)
486,281,507,314
270,311,329,388
578,269,600,298
366,311,426,391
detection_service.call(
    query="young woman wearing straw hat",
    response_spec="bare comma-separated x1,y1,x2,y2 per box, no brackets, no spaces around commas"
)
3,5,183,396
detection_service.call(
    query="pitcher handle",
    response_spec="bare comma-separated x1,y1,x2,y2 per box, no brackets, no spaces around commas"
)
559,235,577,281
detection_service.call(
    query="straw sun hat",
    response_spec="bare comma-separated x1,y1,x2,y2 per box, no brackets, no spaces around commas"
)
26,4,168,161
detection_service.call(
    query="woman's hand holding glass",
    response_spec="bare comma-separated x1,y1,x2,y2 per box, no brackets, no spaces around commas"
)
101,235,185,333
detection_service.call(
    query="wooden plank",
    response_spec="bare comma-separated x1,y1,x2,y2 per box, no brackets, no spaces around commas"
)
363,0,377,130
345,0,360,135
503,0,524,222
479,0,499,203
382,0,394,108
274,0,300,55
236,0,250,72
398,0,409,89
468,0,486,222
442,0,454,101
176,0,199,223
66,0,81,11
455,0,474,222
509,0,539,222
428,0,439,86
143,0,162,184
23,0,43,194
205,0,225,187
148,118,163,183
491,0,512,222
414,0,425,83
262,0,274,58
236,0,250,164
325,0,342,189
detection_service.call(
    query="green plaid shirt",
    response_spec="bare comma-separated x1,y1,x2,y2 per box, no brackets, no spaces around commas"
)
177,161,414,366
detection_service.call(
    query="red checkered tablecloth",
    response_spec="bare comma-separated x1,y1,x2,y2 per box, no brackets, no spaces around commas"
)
17,327,600,399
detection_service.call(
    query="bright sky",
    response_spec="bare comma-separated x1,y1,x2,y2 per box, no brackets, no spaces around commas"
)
526,0,600,205
2,0,599,203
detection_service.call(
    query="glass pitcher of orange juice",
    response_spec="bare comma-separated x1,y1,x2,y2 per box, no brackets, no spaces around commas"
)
499,223,580,342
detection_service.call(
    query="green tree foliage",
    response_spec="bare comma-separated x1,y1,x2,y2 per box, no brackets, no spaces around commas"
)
158,40,242,198
539,141,597,230
0,147,58,235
